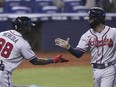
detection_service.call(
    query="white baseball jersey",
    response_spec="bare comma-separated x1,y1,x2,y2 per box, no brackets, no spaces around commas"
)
76,26,116,64
0,30,36,73
76,25,116,87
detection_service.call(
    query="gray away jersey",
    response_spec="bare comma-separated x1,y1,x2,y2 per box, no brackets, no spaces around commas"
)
76,26,116,64
0,30,36,72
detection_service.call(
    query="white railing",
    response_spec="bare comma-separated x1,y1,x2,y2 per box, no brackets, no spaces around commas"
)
0,13,115,21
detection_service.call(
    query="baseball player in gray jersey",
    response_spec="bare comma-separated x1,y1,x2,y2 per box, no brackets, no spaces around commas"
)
55,7,116,87
0,16,68,87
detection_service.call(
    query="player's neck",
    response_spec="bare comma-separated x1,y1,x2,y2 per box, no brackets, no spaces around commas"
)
95,24,105,33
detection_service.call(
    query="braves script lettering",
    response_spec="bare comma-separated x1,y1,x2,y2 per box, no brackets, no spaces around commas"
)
89,36,113,47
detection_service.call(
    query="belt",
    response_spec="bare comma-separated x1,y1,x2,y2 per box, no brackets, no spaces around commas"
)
92,62,115,69
0,60,4,71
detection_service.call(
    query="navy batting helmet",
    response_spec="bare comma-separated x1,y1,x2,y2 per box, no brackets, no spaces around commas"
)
87,7,106,23
14,16,35,31
86,7,106,28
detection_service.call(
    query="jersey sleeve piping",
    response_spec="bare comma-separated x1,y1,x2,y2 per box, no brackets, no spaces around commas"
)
26,55,36,60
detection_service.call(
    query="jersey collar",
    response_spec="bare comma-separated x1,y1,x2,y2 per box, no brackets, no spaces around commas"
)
10,30,22,37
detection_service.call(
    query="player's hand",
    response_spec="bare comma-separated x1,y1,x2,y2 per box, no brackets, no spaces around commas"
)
53,54,69,63
55,38,70,49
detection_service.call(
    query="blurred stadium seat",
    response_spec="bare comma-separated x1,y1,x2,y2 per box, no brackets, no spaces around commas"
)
0,8,4,13
3,0,88,13
64,0,84,13
20,0,33,7
10,6,32,13
33,0,53,13
3,0,33,13
3,0,22,13
20,0,34,11
71,6,89,13
41,6,61,13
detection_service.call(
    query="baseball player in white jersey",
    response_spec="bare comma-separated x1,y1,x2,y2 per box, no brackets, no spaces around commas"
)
55,7,116,87
0,16,69,87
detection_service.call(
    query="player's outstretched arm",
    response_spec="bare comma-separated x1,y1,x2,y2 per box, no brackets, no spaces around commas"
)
55,38,84,58
29,54,69,65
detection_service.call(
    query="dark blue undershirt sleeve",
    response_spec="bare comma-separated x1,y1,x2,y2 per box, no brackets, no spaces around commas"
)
29,57,53,65
67,47,84,58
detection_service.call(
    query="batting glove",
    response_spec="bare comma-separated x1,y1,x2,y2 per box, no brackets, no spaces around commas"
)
53,54,69,63
55,38,70,50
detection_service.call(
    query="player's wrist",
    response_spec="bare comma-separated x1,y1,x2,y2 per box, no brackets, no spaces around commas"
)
48,58,54,63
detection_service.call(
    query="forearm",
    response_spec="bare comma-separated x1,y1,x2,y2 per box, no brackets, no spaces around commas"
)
30,57,53,65
67,47,84,58
29,55,68,65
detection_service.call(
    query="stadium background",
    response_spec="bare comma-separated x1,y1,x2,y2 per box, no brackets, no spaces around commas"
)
0,0,116,86
0,0,116,70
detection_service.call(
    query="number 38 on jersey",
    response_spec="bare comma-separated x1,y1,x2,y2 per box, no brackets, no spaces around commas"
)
0,38,13,58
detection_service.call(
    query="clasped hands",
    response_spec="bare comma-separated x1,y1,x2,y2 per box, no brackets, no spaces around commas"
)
52,38,71,63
